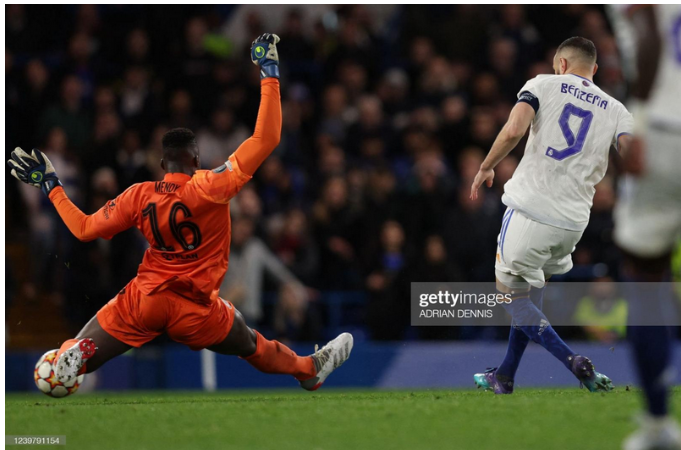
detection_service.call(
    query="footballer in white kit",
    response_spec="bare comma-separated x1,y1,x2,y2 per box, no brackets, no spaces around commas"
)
470,37,626,395
497,70,633,287
610,5,681,450
612,4,681,259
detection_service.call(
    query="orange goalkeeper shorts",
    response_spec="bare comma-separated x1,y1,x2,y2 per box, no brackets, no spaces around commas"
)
97,278,235,351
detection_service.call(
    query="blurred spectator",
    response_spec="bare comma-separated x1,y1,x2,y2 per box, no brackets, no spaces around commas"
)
574,278,627,343
17,59,55,143
38,75,91,150
117,130,152,187
445,148,501,281
415,235,463,340
167,89,200,130
196,108,249,169
319,84,354,144
366,220,411,340
579,176,618,270
221,216,309,327
313,176,361,289
125,29,152,67
120,66,156,131
271,208,319,285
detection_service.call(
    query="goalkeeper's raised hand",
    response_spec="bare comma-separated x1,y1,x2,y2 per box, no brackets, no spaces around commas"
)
251,33,280,79
7,147,62,196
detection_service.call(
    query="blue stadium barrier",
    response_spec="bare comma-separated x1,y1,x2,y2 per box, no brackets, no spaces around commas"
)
7,341,681,392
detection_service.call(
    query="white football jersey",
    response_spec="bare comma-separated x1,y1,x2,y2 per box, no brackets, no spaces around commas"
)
645,5,681,128
610,4,681,129
502,74,633,231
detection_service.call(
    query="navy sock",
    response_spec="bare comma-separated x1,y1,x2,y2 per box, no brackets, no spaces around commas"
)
497,287,546,380
627,283,673,417
502,291,575,371
496,324,530,381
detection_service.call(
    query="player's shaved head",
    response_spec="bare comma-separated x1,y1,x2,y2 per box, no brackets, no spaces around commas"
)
556,36,597,66
161,128,199,173
553,36,598,78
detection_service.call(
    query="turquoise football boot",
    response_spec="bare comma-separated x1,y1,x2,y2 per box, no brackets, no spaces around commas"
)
474,368,513,394
570,355,614,392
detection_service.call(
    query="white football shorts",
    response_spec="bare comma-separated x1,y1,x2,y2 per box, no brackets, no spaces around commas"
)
495,208,583,289
614,128,681,258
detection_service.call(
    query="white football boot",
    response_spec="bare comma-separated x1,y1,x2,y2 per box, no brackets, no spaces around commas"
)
300,333,353,391
55,338,97,383
624,415,681,450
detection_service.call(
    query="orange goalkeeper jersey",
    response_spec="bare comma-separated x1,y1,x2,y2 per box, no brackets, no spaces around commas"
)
48,78,281,304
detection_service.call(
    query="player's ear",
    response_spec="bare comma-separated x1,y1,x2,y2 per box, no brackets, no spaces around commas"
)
160,158,166,171
194,155,200,168
560,58,568,75
592,63,598,76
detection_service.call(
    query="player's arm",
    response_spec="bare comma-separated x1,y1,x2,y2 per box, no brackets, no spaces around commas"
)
191,34,282,204
629,5,661,101
7,148,136,242
233,33,282,176
616,132,644,175
470,102,535,199
619,5,660,176
49,187,138,241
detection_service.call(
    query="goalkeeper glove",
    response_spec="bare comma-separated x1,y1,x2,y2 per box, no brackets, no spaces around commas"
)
251,33,280,79
7,147,62,196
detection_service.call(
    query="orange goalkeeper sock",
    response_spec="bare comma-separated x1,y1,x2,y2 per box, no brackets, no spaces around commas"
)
242,331,316,381
56,339,88,375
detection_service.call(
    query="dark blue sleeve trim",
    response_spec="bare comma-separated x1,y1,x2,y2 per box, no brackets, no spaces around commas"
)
517,90,539,113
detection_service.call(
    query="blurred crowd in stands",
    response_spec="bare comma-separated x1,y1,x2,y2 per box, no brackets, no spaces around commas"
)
6,5,639,343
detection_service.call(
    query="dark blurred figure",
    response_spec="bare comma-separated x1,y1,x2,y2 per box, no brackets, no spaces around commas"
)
366,220,411,340
196,108,249,169
445,148,501,281
312,176,362,289
272,208,320,285
414,235,463,340
38,75,91,151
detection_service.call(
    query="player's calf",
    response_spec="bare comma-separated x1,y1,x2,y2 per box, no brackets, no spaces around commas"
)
55,338,97,383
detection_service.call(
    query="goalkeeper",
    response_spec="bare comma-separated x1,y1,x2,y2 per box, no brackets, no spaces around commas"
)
8,34,353,392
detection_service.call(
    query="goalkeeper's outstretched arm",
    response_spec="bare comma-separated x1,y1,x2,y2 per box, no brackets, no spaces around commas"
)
232,33,282,176
48,187,135,242
232,77,282,176
8,147,134,242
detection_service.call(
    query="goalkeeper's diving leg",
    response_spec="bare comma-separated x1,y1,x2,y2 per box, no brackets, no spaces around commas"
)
209,307,353,391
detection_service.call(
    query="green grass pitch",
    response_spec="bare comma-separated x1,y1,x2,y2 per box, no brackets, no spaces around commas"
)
6,387,679,450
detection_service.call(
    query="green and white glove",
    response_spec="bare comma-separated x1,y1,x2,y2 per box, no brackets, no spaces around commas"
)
8,147,62,196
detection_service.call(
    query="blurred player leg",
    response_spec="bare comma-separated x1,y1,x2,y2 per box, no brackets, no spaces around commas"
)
620,253,679,450
616,131,681,450
623,258,673,415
